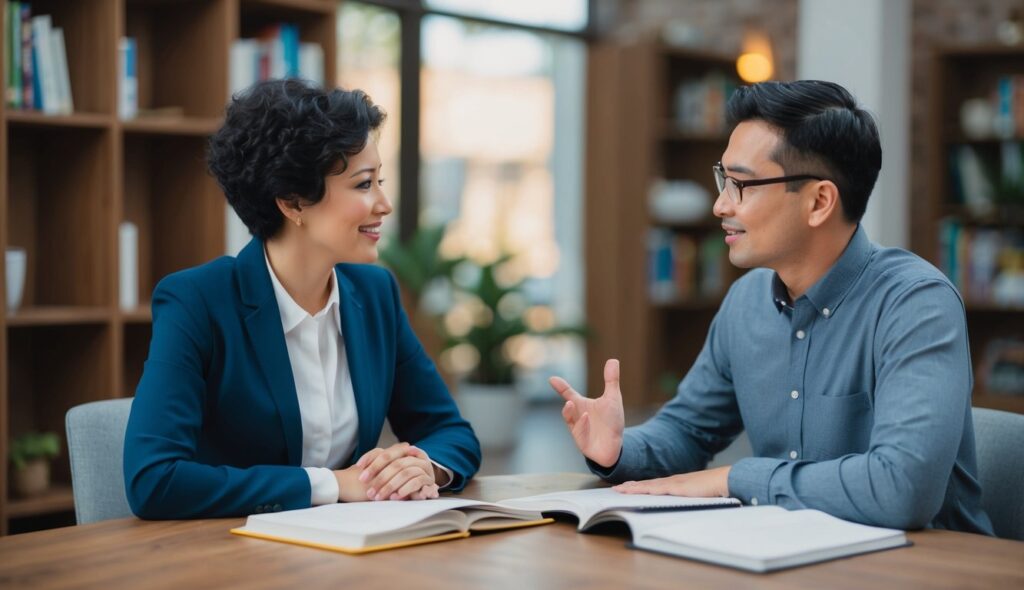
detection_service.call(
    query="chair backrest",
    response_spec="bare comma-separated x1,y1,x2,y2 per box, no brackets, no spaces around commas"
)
972,406,1024,541
65,398,134,525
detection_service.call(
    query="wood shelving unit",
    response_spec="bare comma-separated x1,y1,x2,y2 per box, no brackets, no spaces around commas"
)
586,39,741,408
924,45,1024,415
1,0,338,534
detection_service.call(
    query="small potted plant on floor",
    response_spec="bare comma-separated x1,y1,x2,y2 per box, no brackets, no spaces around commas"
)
9,431,61,497
441,256,586,449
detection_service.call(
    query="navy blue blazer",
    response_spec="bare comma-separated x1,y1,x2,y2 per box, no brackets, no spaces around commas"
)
123,238,480,519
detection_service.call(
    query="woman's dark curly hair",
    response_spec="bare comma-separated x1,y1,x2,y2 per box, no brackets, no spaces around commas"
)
207,79,386,240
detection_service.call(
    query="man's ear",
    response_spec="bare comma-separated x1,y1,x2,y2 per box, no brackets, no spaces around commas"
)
807,180,841,228
275,196,304,227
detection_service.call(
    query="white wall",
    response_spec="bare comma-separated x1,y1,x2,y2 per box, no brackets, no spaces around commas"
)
797,0,911,248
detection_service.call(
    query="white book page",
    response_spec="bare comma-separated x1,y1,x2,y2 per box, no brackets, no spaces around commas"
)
637,507,905,562
500,487,740,529
246,498,491,536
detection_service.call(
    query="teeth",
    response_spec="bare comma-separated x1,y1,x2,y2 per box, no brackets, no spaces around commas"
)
360,226,380,234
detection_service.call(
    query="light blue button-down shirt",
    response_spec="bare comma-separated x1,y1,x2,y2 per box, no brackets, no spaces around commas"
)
596,226,993,534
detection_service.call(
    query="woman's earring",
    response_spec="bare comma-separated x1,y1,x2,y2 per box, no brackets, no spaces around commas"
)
295,217,303,227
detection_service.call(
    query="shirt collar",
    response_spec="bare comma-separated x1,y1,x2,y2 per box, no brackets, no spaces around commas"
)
264,248,340,333
771,224,874,316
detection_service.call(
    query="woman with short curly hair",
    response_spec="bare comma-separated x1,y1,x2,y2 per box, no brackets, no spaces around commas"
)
123,79,481,519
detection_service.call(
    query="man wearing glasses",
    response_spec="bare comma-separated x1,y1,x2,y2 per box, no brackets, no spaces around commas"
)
550,80,993,534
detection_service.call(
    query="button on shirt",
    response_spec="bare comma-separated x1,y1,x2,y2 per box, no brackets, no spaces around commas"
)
266,253,358,505
594,226,994,534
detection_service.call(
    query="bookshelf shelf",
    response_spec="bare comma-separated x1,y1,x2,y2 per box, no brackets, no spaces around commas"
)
652,298,723,311
972,393,1024,414
659,124,730,143
587,39,738,407
121,116,222,136
241,0,335,15
1,0,338,535
6,307,113,327
5,111,115,129
119,306,152,323
6,485,75,519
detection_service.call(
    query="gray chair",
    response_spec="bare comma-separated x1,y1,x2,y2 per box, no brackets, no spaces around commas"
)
65,398,134,524
972,406,1024,541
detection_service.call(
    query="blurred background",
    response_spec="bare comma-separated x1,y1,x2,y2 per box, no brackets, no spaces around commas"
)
1,0,1022,533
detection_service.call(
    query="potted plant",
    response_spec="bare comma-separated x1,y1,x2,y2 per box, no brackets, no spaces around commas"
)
380,226,586,449
440,256,586,449
378,224,465,378
9,431,61,497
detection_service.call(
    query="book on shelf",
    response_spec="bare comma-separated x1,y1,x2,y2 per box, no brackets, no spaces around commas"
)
230,23,324,97
648,228,731,303
622,504,908,573
118,37,137,120
672,70,736,135
232,488,738,555
939,219,1024,307
4,5,71,114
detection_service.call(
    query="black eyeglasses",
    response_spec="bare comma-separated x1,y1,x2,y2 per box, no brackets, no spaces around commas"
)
713,161,828,204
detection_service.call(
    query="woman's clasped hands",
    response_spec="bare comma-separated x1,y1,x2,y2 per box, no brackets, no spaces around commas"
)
334,442,440,503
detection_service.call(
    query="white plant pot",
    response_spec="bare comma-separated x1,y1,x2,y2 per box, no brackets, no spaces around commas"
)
456,382,524,451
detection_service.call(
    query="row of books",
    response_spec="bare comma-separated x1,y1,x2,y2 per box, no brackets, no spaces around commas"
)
672,71,735,135
947,142,1024,216
939,219,1024,307
4,2,73,114
648,228,730,304
230,23,325,96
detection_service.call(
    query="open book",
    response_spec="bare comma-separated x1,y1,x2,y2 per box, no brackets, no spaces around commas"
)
231,488,738,554
230,498,550,554
499,487,740,530
619,505,909,573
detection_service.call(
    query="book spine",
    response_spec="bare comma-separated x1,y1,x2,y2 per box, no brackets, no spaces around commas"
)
119,221,139,310
118,36,137,119
31,14,57,114
229,39,259,97
7,2,22,108
19,2,31,108
298,42,324,87
282,23,299,78
50,26,71,113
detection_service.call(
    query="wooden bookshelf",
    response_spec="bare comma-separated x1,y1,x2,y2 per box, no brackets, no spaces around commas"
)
923,45,1024,415
1,0,338,534
586,39,740,407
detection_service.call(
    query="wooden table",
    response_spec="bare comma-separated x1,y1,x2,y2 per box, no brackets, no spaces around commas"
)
0,473,1021,589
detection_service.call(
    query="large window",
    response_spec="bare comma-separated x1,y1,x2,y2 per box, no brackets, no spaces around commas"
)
339,1,588,396
420,17,586,395
337,3,402,236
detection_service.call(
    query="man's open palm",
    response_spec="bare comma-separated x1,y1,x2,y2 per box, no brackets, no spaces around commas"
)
548,359,625,468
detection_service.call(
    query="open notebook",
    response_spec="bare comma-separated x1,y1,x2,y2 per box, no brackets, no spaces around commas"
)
620,505,909,573
231,488,738,554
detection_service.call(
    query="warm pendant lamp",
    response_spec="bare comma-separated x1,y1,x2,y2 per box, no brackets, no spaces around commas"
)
736,30,774,83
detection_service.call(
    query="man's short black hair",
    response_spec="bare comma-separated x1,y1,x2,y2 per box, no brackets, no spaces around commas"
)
207,79,386,240
726,80,882,223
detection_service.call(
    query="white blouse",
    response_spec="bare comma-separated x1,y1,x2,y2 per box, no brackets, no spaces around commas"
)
264,252,451,505
265,252,357,504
